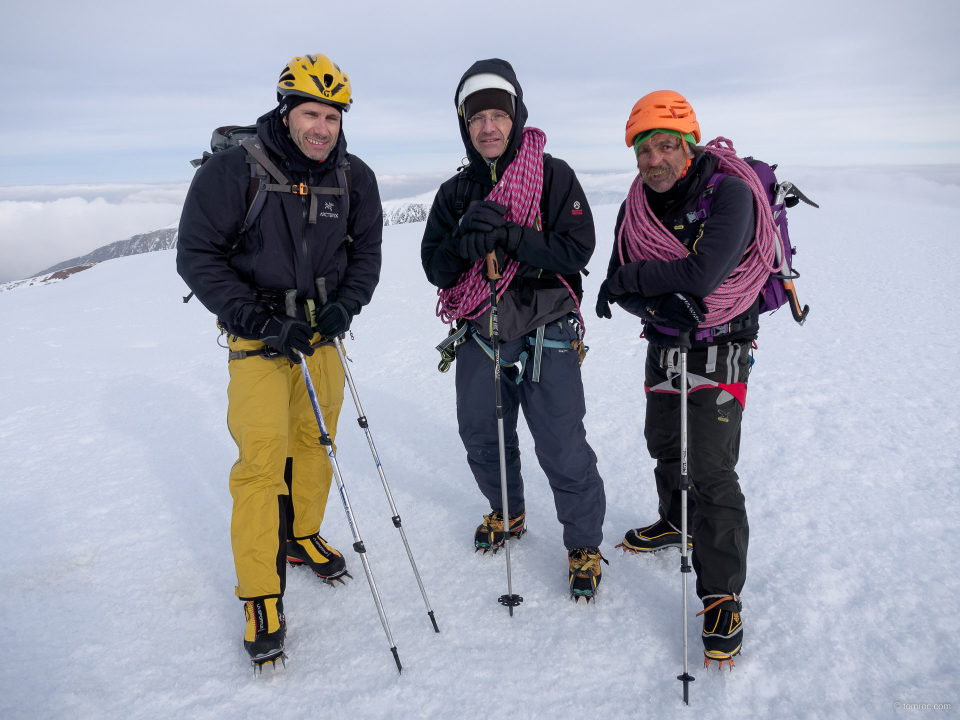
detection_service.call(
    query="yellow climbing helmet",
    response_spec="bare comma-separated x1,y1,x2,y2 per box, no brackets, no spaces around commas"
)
277,54,353,112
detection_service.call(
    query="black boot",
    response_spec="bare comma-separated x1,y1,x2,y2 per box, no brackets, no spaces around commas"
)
617,518,691,553
287,533,350,584
243,597,285,673
698,594,743,670
474,509,526,553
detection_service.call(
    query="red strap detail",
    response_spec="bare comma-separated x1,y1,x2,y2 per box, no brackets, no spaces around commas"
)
717,382,747,409
644,383,650,394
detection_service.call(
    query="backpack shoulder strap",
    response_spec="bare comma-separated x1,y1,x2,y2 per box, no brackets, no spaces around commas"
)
240,136,290,184
336,161,353,241
453,168,471,216
239,161,268,238
687,172,728,223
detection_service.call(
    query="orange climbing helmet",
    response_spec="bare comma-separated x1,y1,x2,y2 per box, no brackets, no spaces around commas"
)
624,90,700,147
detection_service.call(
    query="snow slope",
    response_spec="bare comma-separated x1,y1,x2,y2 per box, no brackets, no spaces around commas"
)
1,180,958,719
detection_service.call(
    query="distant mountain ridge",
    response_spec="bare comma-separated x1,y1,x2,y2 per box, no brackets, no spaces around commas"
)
26,180,628,283
37,226,180,277
31,195,437,280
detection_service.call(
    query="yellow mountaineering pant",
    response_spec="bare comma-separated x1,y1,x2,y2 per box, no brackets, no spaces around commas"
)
226,334,345,600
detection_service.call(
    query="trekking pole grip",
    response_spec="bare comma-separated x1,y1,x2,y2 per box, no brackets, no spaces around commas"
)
485,251,502,280
678,331,691,353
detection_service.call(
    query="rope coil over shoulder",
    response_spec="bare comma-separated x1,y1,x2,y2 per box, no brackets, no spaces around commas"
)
435,128,585,335
617,137,785,329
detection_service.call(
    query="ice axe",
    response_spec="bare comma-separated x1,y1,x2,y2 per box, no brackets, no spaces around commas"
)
772,181,816,325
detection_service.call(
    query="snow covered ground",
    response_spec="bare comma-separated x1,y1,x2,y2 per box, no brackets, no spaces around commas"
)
1,173,958,719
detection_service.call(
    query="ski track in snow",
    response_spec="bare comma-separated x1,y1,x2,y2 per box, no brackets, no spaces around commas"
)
1,190,958,719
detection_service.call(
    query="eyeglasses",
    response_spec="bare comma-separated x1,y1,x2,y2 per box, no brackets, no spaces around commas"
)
467,112,512,130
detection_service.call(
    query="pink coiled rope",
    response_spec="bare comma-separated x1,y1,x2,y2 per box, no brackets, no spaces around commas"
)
436,127,584,332
617,137,785,328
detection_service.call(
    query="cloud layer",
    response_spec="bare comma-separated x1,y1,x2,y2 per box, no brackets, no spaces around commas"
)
0,185,186,282
1,0,958,186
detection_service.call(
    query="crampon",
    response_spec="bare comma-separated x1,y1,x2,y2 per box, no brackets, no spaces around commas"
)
698,594,743,672
569,547,607,603
474,509,526,554
703,649,740,671
244,597,286,677
251,650,287,677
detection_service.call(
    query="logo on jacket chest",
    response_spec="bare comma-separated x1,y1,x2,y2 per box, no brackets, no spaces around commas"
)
318,201,339,219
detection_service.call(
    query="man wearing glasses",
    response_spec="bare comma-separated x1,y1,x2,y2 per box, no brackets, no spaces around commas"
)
421,59,607,601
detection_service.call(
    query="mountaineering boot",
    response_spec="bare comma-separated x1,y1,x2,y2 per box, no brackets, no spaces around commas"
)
243,597,286,674
287,533,351,585
568,548,608,602
474,509,526,553
698,594,743,670
617,517,692,554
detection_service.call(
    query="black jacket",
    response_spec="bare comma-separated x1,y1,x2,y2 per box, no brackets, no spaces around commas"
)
420,58,595,341
606,152,758,347
177,107,383,338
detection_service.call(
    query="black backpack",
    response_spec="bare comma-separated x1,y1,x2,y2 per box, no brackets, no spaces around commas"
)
190,125,353,236
182,125,353,303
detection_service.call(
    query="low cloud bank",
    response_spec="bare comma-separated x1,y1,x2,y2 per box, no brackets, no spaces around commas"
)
0,184,187,282
1,166,956,284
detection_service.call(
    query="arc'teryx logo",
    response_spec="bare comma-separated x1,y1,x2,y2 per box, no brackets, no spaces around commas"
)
318,200,339,219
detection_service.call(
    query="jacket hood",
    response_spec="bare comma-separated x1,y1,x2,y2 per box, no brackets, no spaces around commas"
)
256,105,347,176
454,59,528,185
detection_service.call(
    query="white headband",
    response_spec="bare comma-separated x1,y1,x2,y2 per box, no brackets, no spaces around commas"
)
457,73,517,110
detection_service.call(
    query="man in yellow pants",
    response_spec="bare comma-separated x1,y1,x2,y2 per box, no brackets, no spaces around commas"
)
177,53,383,669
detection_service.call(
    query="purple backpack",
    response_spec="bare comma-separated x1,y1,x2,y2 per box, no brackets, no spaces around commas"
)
696,159,818,325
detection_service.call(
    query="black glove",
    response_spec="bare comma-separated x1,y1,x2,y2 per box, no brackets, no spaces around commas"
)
459,201,508,234
644,292,708,331
459,229,500,262
497,222,523,253
595,279,622,319
257,315,315,362
314,301,353,339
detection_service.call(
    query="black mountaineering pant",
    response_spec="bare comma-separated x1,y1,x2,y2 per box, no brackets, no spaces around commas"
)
644,341,752,599
455,317,605,549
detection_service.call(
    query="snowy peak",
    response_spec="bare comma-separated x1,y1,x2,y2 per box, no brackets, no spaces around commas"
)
35,226,179,277
382,191,436,226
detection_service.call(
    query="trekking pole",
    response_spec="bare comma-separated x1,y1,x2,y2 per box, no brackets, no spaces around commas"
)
296,351,402,674
487,252,522,616
677,331,695,704
332,335,440,634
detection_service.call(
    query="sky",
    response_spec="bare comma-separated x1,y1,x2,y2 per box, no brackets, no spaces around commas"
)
1,0,958,280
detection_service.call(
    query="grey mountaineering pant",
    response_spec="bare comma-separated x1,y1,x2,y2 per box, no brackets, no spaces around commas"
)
455,316,605,549
644,340,753,599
